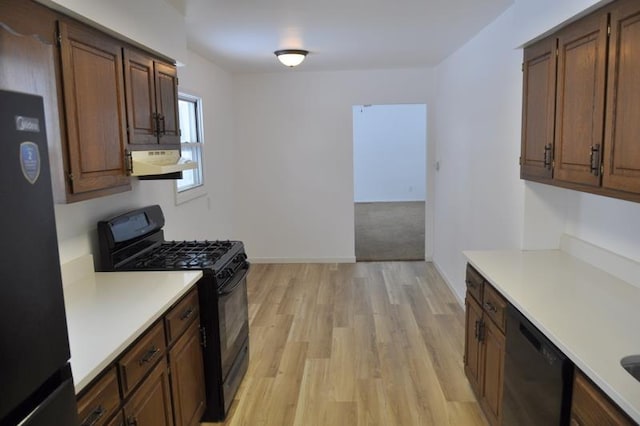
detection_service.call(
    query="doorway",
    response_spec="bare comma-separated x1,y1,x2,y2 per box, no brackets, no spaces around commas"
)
353,104,426,261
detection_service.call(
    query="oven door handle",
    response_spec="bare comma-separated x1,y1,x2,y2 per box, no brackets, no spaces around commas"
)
218,262,250,296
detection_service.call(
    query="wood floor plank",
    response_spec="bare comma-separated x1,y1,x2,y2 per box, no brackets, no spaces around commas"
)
204,261,487,426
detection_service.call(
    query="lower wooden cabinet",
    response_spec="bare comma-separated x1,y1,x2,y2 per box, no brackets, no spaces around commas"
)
123,360,174,426
480,317,505,426
464,296,483,395
463,266,506,426
169,318,206,426
570,370,634,426
77,288,204,426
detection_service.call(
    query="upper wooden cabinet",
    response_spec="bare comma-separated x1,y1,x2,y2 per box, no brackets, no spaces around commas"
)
554,11,608,187
521,0,640,203
58,20,131,198
602,0,640,194
124,49,180,149
520,36,556,181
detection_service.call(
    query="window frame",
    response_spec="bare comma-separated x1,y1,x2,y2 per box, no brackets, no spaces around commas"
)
175,92,207,205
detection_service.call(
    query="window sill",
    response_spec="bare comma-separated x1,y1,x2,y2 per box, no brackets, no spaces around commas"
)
175,184,207,205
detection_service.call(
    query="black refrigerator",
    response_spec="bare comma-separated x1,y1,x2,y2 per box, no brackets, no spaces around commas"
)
0,90,78,426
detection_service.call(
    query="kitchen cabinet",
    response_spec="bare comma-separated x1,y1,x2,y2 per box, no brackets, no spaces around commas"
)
123,359,174,426
169,319,206,426
165,289,205,426
602,0,640,194
463,264,506,426
520,0,640,203
76,288,204,426
464,296,484,396
570,370,634,426
58,19,131,199
124,49,180,149
553,11,608,187
77,368,120,426
520,36,556,181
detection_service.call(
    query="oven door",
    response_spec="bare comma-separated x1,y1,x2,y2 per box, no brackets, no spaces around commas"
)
217,264,250,379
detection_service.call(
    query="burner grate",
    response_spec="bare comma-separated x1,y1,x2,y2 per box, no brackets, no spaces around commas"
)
131,240,234,270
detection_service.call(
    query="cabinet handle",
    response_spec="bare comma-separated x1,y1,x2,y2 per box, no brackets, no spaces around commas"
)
151,112,159,137
476,320,485,342
81,405,105,426
485,301,498,313
180,306,195,321
127,416,138,426
138,346,160,365
159,114,166,135
543,143,552,169
590,144,601,176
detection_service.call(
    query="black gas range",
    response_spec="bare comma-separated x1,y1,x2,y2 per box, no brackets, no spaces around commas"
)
97,205,250,422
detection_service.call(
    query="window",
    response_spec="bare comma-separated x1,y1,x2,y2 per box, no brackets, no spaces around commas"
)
175,93,206,203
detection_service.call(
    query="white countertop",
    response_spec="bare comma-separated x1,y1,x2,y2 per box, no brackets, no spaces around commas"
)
464,249,640,423
63,270,202,393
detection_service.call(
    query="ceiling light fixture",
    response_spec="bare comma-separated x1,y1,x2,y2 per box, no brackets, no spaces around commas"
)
274,49,308,67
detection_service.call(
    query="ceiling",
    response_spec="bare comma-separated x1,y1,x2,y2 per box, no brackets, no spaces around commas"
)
183,0,514,73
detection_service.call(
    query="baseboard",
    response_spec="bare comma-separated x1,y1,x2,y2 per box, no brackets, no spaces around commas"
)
249,257,357,264
431,260,465,308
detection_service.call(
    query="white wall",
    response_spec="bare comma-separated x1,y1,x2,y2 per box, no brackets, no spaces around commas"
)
39,0,187,64
54,50,235,266
353,104,426,202
232,68,435,262
432,0,640,303
431,7,524,303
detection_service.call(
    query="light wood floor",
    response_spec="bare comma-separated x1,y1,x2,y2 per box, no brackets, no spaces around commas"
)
204,262,486,426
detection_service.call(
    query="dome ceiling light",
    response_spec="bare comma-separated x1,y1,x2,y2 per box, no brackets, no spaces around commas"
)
274,49,309,67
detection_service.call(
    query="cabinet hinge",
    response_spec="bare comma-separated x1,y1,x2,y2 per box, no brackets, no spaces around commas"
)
521,62,524,72
519,156,522,166
176,77,179,86
555,48,558,57
68,172,74,182
607,25,611,36
55,31,62,47
600,164,604,175
552,160,555,169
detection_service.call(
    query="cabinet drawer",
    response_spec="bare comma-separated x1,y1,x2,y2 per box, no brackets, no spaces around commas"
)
483,284,507,332
165,289,199,346
465,264,484,303
77,368,120,426
119,321,166,396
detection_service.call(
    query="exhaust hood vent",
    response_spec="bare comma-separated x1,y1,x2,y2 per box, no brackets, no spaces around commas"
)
129,150,197,176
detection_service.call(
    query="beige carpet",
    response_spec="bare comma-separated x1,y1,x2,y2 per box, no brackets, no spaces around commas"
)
355,201,425,261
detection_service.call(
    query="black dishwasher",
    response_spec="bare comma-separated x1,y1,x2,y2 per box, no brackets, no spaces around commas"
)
503,305,574,425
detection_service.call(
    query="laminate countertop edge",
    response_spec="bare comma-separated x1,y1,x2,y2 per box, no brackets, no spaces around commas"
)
464,249,640,424
62,270,203,393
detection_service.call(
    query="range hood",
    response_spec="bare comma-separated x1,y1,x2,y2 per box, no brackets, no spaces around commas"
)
129,149,197,176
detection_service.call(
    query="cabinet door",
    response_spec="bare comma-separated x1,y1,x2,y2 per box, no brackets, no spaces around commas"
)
521,36,557,181
123,360,174,426
481,318,505,426
58,21,131,196
602,0,640,194
571,370,634,426
169,319,206,426
123,49,157,147
154,62,180,146
553,11,608,187
464,295,484,395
